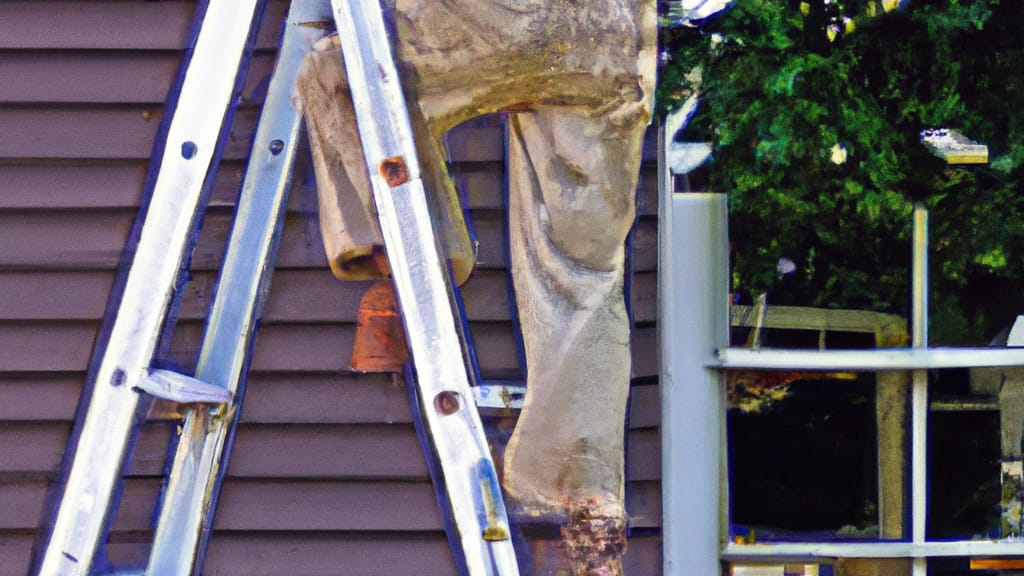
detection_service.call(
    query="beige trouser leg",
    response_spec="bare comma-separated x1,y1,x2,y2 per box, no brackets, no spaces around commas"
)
298,3,655,572
503,106,642,514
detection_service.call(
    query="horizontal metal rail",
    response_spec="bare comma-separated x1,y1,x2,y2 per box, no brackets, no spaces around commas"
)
715,347,1024,371
724,540,1024,560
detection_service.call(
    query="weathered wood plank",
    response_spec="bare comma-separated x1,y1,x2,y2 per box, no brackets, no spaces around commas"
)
242,373,662,428
189,256,648,326
0,1,288,51
0,107,257,160
206,533,659,576
243,324,357,373
212,479,662,531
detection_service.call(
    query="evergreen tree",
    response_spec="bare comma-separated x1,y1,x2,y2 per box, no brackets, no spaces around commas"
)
660,0,1024,343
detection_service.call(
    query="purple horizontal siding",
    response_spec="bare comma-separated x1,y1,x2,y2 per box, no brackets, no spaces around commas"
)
0,533,663,576
0,321,515,377
0,374,660,432
0,107,258,160
0,52,277,105
0,1,665,572
0,2,288,51
0,161,255,210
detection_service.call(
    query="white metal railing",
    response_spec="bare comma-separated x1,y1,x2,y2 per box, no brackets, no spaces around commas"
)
658,127,1024,575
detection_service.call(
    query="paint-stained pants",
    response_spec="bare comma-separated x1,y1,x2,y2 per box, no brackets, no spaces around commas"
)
298,0,655,536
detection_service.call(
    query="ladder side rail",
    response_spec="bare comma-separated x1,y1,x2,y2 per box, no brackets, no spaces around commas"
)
330,1,519,574
36,2,263,574
145,8,325,575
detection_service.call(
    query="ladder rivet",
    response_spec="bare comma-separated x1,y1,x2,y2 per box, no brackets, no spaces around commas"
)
269,139,284,155
110,368,126,387
181,141,198,159
434,391,461,415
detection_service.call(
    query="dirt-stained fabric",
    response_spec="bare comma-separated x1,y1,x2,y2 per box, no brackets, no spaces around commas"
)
296,2,655,572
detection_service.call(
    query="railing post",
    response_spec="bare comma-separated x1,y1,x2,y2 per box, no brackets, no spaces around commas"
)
659,134,730,575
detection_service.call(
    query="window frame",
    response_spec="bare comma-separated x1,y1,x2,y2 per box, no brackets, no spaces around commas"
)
658,129,1024,575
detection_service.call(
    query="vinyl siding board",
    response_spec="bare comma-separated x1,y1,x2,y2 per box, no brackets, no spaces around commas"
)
0,107,258,160
0,161,252,210
0,2,666,573
0,207,656,272
0,2,288,51
0,52,277,105
0,268,657,326
0,479,664,533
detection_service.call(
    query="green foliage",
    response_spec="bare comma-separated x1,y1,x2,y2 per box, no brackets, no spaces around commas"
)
659,0,1024,343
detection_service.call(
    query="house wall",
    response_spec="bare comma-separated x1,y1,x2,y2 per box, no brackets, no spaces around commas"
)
0,2,662,574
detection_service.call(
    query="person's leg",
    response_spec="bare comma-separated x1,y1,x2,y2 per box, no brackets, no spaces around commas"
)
503,103,649,573
295,34,477,285
296,35,383,281
299,4,656,572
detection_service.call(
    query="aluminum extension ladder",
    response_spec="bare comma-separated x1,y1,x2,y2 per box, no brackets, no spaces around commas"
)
36,1,517,574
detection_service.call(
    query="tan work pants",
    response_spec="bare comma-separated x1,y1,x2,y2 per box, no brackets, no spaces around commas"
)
299,0,656,527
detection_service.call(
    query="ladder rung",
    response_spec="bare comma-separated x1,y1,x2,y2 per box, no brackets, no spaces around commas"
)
473,383,526,410
134,369,231,405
